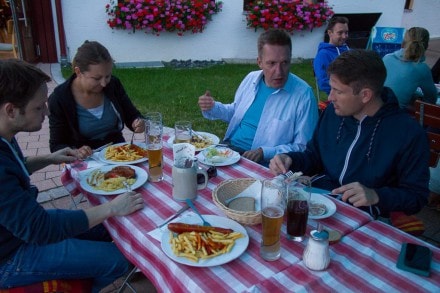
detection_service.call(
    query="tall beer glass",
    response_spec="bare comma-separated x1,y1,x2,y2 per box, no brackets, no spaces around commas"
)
260,179,285,261
145,112,163,182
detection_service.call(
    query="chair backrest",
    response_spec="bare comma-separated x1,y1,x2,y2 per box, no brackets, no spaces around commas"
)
0,19,17,58
413,100,440,167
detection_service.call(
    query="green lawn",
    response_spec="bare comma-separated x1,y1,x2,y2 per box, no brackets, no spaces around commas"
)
61,61,326,139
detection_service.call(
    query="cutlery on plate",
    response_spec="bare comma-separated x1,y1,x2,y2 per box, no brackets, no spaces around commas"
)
310,174,326,183
185,199,211,226
192,130,205,140
326,193,342,200
122,180,132,192
93,142,113,153
157,205,190,228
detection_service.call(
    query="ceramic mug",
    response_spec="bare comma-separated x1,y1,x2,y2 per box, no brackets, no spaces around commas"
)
172,165,208,201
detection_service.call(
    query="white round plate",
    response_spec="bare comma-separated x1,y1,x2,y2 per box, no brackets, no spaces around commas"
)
167,131,220,151
309,193,337,220
97,142,148,165
161,215,249,267
79,165,148,195
196,150,240,167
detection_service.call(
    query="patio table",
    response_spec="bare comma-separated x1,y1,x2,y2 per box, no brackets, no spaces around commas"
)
253,220,440,292
60,144,438,292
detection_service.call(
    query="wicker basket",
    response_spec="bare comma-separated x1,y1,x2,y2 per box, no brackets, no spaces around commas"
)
212,178,261,225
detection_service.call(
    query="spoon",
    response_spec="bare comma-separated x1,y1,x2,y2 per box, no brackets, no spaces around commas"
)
185,199,211,227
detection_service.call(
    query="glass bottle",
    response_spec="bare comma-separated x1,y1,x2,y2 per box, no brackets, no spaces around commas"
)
302,229,330,271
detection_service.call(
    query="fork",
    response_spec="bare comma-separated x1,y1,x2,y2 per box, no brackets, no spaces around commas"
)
129,132,135,145
281,170,294,178
192,130,205,140
122,180,132,192
185,199,211,226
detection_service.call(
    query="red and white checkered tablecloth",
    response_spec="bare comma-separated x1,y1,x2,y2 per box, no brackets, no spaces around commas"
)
61,145,438,292
253,220,440,292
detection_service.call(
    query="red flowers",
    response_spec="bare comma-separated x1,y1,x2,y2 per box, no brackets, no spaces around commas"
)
246,0,334,33
106,0,222,35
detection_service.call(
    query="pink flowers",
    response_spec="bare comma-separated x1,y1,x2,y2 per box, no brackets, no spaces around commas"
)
106,0,222,36
246,0,334,33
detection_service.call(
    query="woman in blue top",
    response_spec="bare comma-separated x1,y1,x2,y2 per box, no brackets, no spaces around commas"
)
383,27,437,110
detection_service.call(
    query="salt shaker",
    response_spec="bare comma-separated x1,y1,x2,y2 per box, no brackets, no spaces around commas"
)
302,229,330,270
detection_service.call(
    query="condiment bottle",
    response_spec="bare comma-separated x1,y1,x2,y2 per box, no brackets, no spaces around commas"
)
302,229,330,271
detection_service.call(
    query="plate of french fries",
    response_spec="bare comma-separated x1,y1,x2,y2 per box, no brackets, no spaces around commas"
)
97,142,149,165
167,132,220,151
161,215,249,267
79,165,148,195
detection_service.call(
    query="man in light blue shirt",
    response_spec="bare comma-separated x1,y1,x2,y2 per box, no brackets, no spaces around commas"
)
198,29,318,165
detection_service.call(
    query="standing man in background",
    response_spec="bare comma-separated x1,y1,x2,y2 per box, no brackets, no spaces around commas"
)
314,16,350,95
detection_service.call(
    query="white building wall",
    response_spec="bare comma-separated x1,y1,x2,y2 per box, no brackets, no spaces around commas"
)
55,0,435,64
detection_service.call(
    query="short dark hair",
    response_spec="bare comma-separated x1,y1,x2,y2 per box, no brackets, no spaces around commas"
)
257,29,292,58
327,49,386,96
0,59,51,109
326,16,349,31
72,40,113,72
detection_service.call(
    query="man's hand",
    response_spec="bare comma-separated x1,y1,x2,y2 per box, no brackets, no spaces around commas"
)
332,182,379,207
242,148,263,163
109,192,144,217
50,147,84,164
198,90,215,111
269,154,292,175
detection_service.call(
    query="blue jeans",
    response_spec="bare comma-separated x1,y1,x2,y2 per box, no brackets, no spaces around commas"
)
0,225,131,292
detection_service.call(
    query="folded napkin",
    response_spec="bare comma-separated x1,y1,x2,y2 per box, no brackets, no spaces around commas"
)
228,180,262,211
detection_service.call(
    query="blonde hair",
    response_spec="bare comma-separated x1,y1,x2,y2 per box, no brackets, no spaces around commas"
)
402,27,429,62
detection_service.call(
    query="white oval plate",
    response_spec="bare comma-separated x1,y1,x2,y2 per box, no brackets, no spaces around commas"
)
161,215,249,267
309,193,337,220
196,150,240,167
97,142,148,165
79,165,148,195
167,131,220,152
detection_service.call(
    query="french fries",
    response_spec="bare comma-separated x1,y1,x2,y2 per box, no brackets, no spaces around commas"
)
169,229,243,262
105,144,148,162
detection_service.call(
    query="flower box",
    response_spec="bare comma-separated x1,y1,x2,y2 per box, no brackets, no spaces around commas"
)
246,0,334,33
105,0,223,36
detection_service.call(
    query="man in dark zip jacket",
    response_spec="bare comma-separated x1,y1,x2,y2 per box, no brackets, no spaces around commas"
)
270,50,430,218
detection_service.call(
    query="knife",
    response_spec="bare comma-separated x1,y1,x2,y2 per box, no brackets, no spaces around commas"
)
93,142,113,153
157,205,190,228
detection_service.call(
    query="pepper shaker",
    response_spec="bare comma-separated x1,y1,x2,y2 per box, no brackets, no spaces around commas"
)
302,229,330,270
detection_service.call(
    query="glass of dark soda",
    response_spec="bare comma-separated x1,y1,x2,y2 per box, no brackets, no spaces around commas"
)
286,177,311,242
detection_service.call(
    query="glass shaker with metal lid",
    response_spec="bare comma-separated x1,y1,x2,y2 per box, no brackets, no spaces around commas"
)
302,229,330,270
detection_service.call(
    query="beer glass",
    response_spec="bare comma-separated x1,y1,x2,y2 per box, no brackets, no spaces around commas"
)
174,121,192,143
286,177,311,242
145,112,163,182
260,179,286,261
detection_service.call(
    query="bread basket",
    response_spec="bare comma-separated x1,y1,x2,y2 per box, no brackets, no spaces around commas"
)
212,178,261,225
